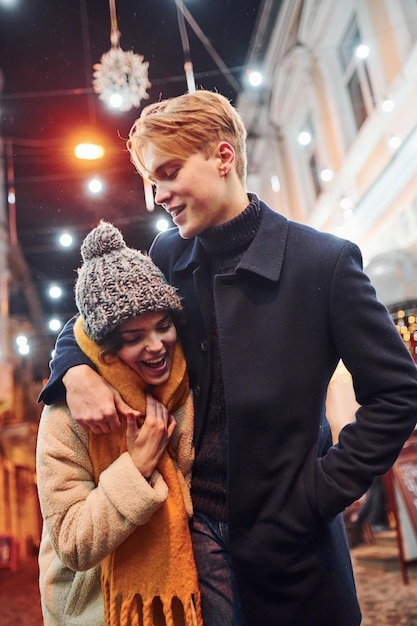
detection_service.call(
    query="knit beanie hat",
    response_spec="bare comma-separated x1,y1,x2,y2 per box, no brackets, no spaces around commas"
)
75,221,182,342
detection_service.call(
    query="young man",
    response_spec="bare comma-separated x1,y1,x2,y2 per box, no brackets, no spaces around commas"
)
40,91,417,626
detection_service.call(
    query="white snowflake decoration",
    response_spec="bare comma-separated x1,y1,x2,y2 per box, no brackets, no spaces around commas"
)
93,47,151,112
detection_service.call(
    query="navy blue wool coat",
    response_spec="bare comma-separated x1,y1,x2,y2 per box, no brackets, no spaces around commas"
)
149,200,417,626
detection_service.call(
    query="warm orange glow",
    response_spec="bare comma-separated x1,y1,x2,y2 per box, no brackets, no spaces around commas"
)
74,143,105,160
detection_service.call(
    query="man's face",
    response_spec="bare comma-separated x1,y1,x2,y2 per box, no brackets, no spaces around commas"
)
144,145,231,239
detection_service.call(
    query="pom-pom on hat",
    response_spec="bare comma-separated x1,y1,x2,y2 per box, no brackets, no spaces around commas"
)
75,221,182,342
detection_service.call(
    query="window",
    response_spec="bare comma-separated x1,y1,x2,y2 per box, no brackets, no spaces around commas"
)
340,15,375,131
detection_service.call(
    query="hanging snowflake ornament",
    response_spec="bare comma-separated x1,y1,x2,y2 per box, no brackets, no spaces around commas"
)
92,0,151,112
93,47,151,112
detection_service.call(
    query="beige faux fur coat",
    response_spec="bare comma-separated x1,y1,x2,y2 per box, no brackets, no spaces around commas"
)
37,393,194,626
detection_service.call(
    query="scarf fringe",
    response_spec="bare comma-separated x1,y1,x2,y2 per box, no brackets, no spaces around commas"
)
103,591,203,626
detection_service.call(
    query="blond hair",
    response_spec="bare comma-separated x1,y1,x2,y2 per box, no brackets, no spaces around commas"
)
127,90,247,184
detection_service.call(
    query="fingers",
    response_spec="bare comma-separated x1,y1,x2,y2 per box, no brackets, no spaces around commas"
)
73,414,115,434
87,422,110,435
145,394,171,429
114,391,141,431
126,413,139,440
64,366,127,434
76,403,123,434
126,396,176,473
103,414,121,433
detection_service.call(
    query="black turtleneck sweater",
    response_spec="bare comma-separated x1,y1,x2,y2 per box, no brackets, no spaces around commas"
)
190,194,262,522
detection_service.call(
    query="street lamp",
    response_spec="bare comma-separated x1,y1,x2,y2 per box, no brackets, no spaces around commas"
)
72,136,106,197
49,285,62,299
246,69,263,87
48,319,62,333
74,143,105,160
156,218,169,232
87,177,103,194
59,232,73,248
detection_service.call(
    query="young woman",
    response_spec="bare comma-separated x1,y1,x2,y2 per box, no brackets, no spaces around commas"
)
37,221,202,626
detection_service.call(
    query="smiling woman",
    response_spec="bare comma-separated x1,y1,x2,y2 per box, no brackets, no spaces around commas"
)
36,221,202,626
115,313,178,385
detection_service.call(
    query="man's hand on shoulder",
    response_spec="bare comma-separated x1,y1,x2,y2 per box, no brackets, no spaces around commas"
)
62,365,140,434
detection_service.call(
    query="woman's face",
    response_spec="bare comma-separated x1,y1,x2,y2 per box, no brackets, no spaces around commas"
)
117,311,177,386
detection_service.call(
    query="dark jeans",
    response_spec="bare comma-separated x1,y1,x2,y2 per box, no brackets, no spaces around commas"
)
189,513,247,626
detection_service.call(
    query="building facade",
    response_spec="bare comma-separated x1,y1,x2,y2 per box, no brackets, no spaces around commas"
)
240,0,417,264
238,0,417,430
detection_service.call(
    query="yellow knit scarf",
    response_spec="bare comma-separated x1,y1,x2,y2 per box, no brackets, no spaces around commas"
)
74,317,203,626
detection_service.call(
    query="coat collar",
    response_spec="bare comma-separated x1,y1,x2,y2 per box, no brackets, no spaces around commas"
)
172,200,289,282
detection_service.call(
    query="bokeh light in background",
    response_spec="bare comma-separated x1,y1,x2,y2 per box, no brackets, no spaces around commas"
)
49,285,62,299
0,0,263,348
